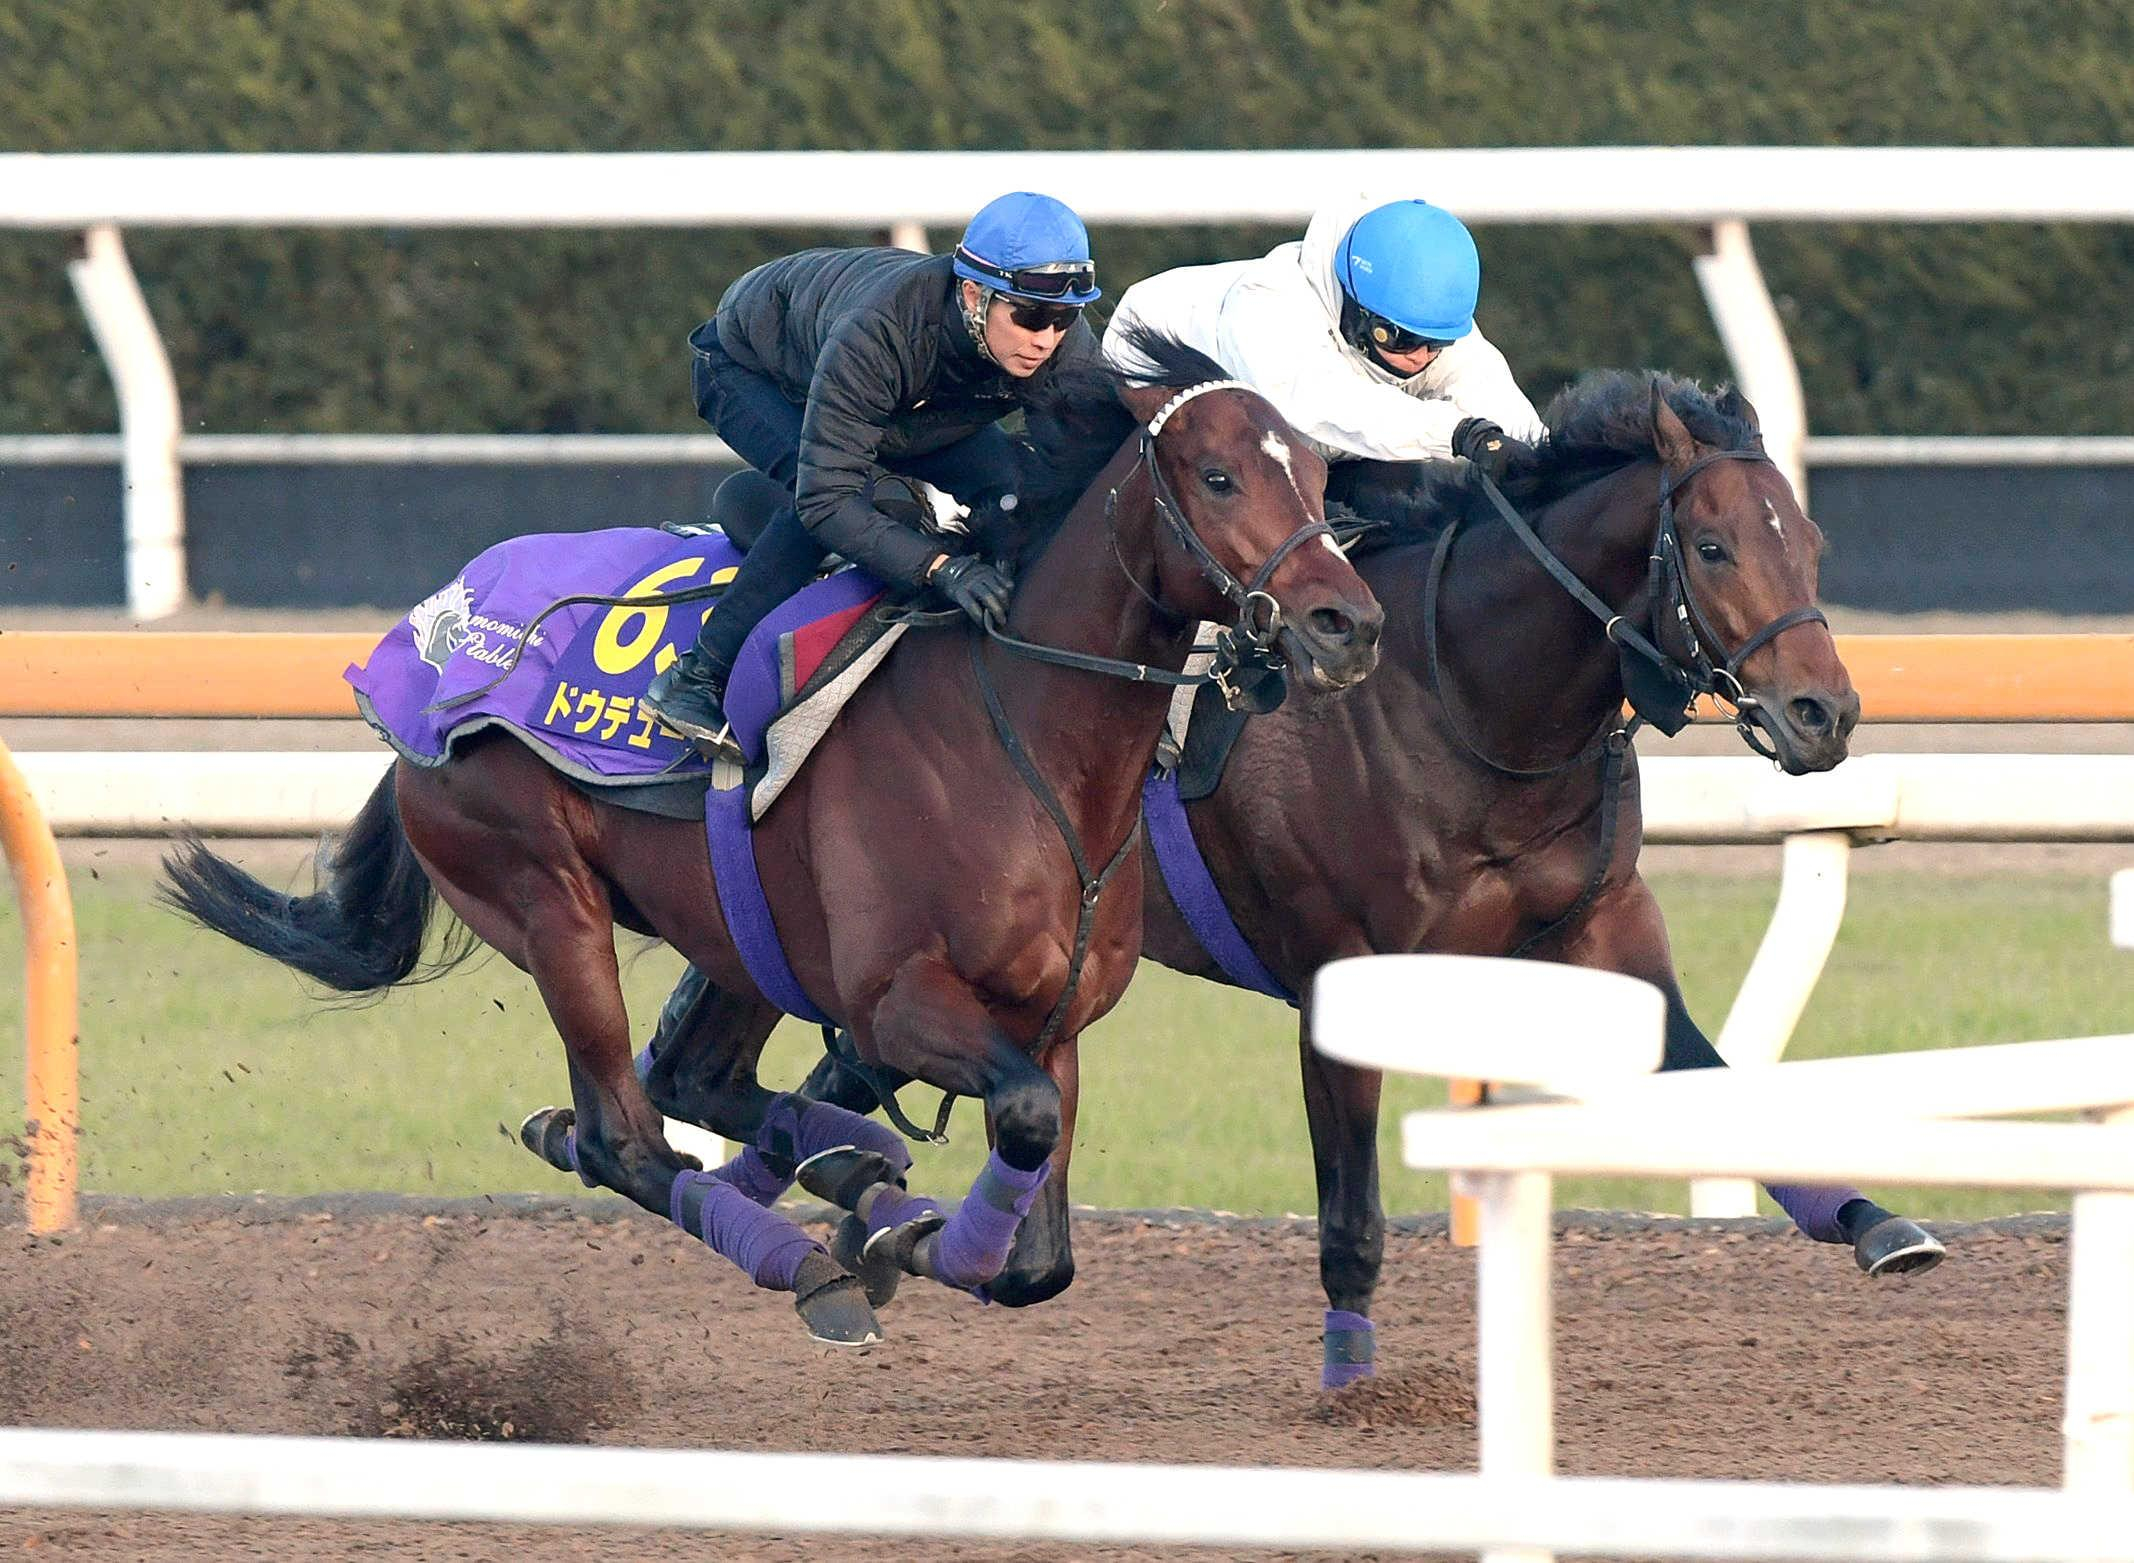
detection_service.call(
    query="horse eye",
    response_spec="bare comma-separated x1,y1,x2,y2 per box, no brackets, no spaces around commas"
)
1201,469,1232,492
1695,539,1728,563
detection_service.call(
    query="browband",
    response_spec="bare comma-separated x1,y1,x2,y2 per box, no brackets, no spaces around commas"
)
1144,378,1256,438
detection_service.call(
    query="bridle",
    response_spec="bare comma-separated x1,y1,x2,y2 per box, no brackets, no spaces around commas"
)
1099,378,1335,709
1432,445,1827,771
1640,449,1829,756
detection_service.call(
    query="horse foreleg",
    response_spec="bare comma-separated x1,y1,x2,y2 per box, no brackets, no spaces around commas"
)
984,1035,1080,1308
1298,998,1385,1390
1565,876,1944,1277
858,959,1063,1300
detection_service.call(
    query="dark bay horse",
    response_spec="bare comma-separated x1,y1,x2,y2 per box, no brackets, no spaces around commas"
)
799,372,1942,1375
162,338,1382,1345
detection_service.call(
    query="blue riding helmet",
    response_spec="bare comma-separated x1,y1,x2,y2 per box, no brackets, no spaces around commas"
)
953,191,1101,305
1337,199,1481,345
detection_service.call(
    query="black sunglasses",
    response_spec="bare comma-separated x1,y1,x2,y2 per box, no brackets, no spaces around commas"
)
1006,300,1083,334
1364,313,1454,356
956,247,1096,300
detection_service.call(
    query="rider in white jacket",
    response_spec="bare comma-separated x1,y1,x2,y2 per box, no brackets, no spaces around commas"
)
1104,197,1545,478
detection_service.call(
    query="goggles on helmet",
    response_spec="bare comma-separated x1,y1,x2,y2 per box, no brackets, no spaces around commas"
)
953,247,1097,300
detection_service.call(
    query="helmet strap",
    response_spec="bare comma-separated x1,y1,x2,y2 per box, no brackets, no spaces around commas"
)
960,279,999,365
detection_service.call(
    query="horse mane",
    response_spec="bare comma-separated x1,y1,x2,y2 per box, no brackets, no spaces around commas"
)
1358,370,1766,542
1011,321,1237,562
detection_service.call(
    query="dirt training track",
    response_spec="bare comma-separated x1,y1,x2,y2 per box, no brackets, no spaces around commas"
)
0,1196,2069,1561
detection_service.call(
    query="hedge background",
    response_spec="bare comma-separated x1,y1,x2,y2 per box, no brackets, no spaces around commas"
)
4,0,2130,437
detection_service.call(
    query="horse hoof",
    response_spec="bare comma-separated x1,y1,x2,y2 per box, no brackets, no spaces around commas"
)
831,1213,904,1310
793,1252,883,1347
1856,1216,1945,1277
793,1147,899,1210
518,1107,578,1176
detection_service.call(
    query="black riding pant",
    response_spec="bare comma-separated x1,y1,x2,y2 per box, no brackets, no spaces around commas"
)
688,334,1020,680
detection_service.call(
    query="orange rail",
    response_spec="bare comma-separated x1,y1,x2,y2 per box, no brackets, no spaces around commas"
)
0,631,381,718
0,737,79,1233
2,630,2129,720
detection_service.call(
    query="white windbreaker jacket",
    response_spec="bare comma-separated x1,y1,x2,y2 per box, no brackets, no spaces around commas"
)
1103,199,1546,463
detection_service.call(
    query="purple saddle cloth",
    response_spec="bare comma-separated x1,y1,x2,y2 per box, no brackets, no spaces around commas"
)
348,527,739,786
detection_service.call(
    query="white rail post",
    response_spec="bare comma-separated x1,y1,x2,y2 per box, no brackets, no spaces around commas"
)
65,223,186,619
2064,1105,2134,1493
1477,1166,1556,1563
889,220,929,253
1693,829,1853,1218
1692,219,1809,509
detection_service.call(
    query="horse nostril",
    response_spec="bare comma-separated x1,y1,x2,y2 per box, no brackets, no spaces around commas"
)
1309,606,1356,644
1788,695,1834,736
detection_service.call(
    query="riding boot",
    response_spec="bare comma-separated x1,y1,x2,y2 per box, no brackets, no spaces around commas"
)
645,497,832,761
642,640,740,761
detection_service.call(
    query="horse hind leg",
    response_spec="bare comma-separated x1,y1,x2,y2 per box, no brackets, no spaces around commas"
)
1564,879,1944,1279
627,965,926,1310
509,895,881,1345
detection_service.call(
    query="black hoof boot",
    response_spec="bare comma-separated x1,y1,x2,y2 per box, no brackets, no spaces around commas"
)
793,1147,900,1210
831,1207,946,1309
792,1250,883,1347
831,1214,903,1309
518,1107,588,1183
1856,1216,1945,1277
643,657,742,763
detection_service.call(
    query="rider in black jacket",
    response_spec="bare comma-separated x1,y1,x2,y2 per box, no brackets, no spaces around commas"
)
645,192,1104,757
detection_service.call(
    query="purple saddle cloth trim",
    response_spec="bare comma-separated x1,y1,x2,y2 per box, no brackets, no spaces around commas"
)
1142,769,1295,1005
705,781,831,1025
724,567,890,766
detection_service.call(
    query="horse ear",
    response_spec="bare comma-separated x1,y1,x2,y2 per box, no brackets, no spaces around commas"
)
1649,380,1697,470
1715,385,1761,431
1117,381,1173,427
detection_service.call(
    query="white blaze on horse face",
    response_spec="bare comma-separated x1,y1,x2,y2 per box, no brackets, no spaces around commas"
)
1259,429,1321,528
1764,498,1785,540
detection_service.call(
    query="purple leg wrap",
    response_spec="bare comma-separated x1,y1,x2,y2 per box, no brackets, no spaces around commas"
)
930,1151,1048,1291
1767,1182,1860,1244
669,1170,823,1291
863,1183,945,1240
754,1094,913,1177
632,1044,656,1084
1322,1309,1377,1391
709,1146,791,1207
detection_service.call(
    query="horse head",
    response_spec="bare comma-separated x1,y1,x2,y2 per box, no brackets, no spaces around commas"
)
1116,377,1383,696
1646,383,1858,773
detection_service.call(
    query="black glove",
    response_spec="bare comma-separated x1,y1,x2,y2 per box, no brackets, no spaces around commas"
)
1452,417,1534,483
929,554,1014,633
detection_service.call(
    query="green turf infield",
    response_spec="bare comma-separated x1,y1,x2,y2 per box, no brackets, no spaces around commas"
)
3,866,2128,1222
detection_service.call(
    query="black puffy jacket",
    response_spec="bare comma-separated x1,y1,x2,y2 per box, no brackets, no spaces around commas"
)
698,247,1101,587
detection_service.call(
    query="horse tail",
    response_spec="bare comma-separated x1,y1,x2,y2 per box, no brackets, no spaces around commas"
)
159,769,477,995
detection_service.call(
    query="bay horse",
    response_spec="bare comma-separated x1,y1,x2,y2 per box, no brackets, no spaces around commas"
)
796,372,1943,1377
162,336,1382,1346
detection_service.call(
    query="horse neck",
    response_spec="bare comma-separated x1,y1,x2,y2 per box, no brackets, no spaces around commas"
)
993,436,1197,820
1383,461,1658,771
